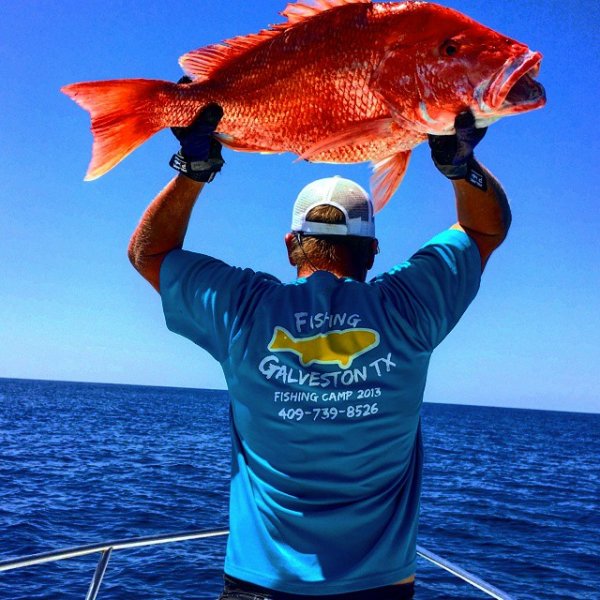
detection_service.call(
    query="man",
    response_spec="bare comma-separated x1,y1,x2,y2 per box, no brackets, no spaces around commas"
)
129,106,510,600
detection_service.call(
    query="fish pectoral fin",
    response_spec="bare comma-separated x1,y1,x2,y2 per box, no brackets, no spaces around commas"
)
370,151,411,213
297,118,395,162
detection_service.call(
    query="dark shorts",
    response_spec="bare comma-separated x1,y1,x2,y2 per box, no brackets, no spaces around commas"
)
218,574,415,600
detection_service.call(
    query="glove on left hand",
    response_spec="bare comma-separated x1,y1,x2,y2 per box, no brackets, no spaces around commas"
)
428,111,488,190
170,77,224,183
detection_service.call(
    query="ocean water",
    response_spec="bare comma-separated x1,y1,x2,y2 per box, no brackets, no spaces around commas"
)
0,378,598,600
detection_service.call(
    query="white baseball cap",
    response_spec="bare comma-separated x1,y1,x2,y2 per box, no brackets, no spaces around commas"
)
291,176,375,238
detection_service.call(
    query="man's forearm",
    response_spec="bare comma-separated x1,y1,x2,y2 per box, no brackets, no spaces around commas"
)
452,161,512,268
128,175,204,291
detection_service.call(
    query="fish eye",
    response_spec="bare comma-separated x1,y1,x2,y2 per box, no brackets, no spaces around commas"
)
441,40,460,57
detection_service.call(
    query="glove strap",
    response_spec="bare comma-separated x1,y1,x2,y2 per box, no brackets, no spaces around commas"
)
434,157,487,192
465,159,487,191
169,151,224,183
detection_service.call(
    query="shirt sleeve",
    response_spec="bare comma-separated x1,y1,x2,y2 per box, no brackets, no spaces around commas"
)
372,229,482,350
160,250,271,362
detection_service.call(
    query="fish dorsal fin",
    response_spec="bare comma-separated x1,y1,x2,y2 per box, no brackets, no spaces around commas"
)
281,0,371,25
179,0,372,81
179,31,281,82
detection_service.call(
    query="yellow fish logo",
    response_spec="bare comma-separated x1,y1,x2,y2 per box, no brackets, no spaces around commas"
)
268,326,380,369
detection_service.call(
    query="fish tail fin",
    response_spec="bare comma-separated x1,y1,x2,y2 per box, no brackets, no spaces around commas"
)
61,78,180,180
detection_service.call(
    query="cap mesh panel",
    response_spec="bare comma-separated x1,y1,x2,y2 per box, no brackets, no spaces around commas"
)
291,177,374,236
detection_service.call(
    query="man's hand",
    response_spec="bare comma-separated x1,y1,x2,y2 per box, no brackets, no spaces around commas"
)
170,78,224,183
429,112,512,270
428,111,487,190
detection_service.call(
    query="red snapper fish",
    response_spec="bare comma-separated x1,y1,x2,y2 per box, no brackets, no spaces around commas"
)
62,0,546,211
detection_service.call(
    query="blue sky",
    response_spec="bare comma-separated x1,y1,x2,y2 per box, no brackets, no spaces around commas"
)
1,0,598,413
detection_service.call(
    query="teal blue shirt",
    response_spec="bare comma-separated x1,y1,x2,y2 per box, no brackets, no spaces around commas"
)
160,229,481,594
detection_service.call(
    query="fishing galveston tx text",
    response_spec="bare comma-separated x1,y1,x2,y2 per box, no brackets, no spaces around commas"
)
259,311,397,391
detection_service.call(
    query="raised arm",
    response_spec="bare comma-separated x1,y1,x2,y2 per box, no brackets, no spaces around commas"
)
128,101,224,292
451,161,511,269
429,112,512,270
128,176,205,292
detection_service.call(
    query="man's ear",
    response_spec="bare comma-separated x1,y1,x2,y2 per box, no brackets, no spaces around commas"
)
366,238,379,270
285,233,296,266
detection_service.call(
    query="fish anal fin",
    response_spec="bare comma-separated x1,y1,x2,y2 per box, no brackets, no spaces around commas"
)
179,0,371,81
371,151,411,213
298,117,394,162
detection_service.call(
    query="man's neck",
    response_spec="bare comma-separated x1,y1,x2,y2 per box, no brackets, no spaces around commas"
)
297,265,367,282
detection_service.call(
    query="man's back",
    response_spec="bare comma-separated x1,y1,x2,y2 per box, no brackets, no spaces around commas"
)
159,228,480,593
129,109,510,599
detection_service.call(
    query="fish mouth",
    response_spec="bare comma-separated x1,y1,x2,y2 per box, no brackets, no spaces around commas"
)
479,51,546,115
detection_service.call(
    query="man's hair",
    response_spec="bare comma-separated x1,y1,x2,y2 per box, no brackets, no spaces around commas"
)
289,205,375,271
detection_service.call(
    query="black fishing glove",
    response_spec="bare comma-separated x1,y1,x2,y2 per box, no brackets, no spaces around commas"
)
170,77,224,183
428,111,488,191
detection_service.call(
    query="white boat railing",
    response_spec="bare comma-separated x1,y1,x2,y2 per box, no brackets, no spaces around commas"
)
0,528,514,600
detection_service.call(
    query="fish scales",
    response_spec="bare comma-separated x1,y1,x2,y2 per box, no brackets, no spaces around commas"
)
62,0,546,210
203,6,391,153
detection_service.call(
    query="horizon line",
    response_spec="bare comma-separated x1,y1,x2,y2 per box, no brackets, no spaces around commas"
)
1,376,597,416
